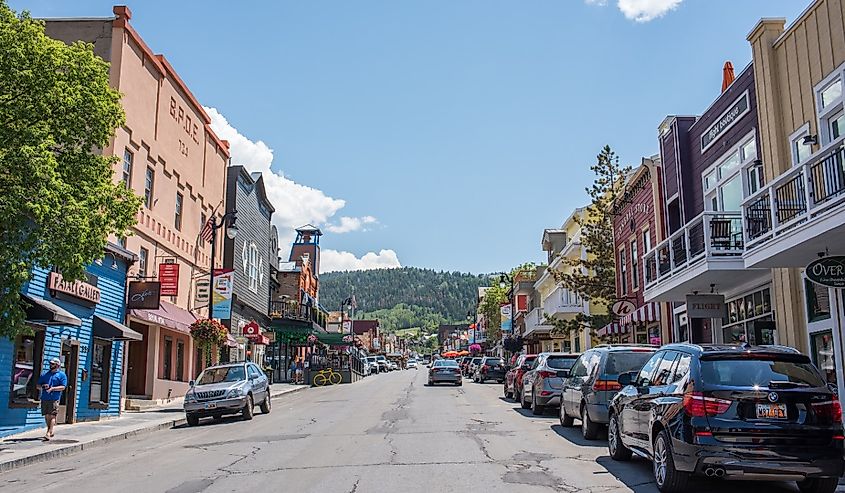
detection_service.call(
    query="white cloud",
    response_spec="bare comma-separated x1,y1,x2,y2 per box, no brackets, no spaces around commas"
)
585,0,607,5
325,216,378,234
616,0,682,22
320,249,402,273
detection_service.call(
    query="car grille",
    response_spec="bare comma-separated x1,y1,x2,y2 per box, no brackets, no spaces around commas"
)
195,390,225,401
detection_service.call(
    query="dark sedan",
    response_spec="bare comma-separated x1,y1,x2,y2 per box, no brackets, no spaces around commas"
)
427,359,462,386
473,356,506,383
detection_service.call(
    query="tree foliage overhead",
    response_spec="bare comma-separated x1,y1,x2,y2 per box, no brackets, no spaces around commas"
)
320,267,488,322
478,285,507,343
548,146,630,338
0,2,141,338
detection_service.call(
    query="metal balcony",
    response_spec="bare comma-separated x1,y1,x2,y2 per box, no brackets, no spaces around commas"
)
523,307,553,338
269,300,327,330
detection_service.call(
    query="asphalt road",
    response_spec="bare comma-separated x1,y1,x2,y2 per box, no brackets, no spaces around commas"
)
0,368,827,492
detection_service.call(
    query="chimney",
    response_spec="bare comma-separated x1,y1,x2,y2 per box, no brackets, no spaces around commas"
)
721,61,735,93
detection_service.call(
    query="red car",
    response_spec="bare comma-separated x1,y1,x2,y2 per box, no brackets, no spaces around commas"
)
503,354,536,402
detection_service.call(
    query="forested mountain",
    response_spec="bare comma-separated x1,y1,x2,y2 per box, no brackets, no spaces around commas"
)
319,267,489,324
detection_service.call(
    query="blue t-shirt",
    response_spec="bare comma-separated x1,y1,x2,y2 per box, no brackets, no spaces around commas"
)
38,370,68,401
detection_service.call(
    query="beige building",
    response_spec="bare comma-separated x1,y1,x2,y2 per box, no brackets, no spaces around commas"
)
744,0,845,396
45,6,230,401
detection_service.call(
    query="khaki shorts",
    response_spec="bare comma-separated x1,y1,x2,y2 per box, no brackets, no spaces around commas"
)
40,399,59,416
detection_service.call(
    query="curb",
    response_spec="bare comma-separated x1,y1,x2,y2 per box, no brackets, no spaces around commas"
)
0,385,308,473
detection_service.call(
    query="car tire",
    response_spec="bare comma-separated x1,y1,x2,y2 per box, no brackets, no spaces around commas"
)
427,380,433,386
260,393,271,414
653,430,689,493
559,405,574,427
454,381,461,386
581,404,600,440
504,384,512,400
531,393,545,416
186,414,200,427
242,395,254,421
797,478,839,493
608,413,632,461
514,387,521,404
457,381,462,386
521,390,531,409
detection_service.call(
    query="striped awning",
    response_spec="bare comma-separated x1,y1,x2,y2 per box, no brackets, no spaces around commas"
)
597,322,627,336
620,303,660,325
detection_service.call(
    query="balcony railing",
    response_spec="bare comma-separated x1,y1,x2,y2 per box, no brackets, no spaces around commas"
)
524,307,552,336
543,286,583,315
742,138,845,249
643,211,743,290
269,300,327,328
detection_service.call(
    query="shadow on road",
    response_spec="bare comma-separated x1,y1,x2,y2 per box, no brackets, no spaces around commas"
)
550,424,607,446
511,407,557,419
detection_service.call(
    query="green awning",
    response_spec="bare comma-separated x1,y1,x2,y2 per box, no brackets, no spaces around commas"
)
314,332,348,346
272,326,311,343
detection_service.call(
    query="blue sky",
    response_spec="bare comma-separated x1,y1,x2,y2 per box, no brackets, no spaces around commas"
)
14,0,808,274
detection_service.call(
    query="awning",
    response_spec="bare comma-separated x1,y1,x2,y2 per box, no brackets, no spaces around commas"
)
597,322,627,336
314,331,347,346
129,300,197,334
93,315,143,341
21,293,82,327
226,332,238,348
620,303,661,326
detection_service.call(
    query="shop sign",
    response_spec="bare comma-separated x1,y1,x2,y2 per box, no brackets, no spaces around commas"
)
47,272,100,304
686,294,726,319
159,263,180,297
701,91,750,152
611,299,636,317
195,279,210,304
127,281,161,309
243,320,262,341
806,256,845,288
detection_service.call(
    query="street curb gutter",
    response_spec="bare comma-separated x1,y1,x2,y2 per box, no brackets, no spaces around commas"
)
0,385,308,474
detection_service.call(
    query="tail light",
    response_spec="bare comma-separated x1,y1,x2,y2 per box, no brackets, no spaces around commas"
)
683,392,731,417
538,370,556,379
593,380,622,391
812,399,843,422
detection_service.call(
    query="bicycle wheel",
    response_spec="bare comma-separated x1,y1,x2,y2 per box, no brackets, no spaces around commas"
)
329,372,342,385
313,373,327,386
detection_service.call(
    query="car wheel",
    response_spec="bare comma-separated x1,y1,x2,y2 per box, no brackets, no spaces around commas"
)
514,387,521,403
653,430,689,493
242,395,254,421
797,478,839,493
504,384,512,400
427,380,433,386
531,392,545,416
559,405,574,427
457,381,462,386
186,414,200,427
520,389,531,409
260,393,271,414
581,404,600,440
608,413,632,460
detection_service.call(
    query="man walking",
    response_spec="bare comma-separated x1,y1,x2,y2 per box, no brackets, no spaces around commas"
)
38,357,67,441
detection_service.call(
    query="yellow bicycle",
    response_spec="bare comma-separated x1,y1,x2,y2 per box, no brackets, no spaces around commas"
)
312,368,342,386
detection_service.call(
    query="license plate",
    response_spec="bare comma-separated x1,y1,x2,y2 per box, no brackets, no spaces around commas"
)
756,403,787,419
204,402,217,410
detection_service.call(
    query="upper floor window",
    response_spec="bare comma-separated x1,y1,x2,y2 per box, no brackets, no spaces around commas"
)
630,240,639,290
122,149,133,187
619,247,627,296
816,67,845,145
820,78,842,110
144,167,155,208
139,247,149,278
174,192,183,231
642,228,651,253
790,123,812,166
702,132,756,211
248,243,258,292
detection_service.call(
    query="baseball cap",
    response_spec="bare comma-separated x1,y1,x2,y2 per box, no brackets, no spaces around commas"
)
49,357,61,365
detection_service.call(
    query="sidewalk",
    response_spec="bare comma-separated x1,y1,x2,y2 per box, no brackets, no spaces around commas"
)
0,384,308,473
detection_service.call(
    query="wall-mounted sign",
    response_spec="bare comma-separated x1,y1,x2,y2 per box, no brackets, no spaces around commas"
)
47,272,101,305
127,281,161,309
686,294,726,319
159,263,180,297
195,279,210,304
611,299,636,317
701,90,750,152
211,268,234,319
806,256,845,288
243,320,261,341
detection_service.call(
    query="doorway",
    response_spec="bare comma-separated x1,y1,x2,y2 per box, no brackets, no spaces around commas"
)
57,340,79,425
126,322,148,396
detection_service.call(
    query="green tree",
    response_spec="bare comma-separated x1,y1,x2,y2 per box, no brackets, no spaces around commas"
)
478,285,507,342
0,2,140,338
548,146,630,340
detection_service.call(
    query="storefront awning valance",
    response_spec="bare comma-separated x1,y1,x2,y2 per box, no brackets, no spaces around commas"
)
620,303,660,326
129,300,196,334
21,293,82,327
314,332,348,346
597,322,627,336
93,315,143,341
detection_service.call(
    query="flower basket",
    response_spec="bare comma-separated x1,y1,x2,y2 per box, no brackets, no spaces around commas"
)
190,318,228,366
307,334,318,345
469,343,482,354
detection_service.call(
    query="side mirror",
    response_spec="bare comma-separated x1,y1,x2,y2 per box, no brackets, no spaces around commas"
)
189,380,195,387
617,371,637,387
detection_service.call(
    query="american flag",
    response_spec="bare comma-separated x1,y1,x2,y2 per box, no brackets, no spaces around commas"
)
199,217,214,243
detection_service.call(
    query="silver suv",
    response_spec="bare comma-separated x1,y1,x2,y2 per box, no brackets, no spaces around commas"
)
184,362,271,426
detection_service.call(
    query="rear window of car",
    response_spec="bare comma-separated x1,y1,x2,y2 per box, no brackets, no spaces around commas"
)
546,356,577,370
700,358,826,388
434,360,459,367
472,358,482,364
484,358,503,366
604,351,654,375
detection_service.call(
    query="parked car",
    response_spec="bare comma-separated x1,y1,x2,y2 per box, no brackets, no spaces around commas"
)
388,360,399,371
466,357,482,376
365,356,380,374
504,354,537,402
521,353,579,415
459,357,473,375
473,356,506,383
376,355,390,373
608,344,844,493
407,359,418,369
183,362,271,426
560,344,657,439
427,359,462,386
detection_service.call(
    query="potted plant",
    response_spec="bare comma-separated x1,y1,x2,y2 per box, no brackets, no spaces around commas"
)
189,318,228,367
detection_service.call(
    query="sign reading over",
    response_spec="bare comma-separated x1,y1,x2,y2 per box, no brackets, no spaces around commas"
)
47,272,100,305
127,281,161,310
686,294,726,319
159,263,180,297
806,256,845,288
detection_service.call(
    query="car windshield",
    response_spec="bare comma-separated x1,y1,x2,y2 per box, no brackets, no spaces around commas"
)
377,356,386,361
700,357,826,388
604,351,655,375
546,356,576,370
197,366,245,385
472,358,482,364
484,358,502,366
434,360,459,367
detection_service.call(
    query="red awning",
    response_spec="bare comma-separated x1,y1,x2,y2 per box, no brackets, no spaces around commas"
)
129,300,197,334
620,303,660,326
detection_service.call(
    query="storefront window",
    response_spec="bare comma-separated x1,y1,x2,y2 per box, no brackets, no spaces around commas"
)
163,337,173,380
805,279,831,322
722,287,774,345
176,341,185,382
89,339,112,405
812,331,837,388
10,333,45,406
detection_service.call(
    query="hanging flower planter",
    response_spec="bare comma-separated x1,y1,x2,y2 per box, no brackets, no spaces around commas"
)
190,318,228,366
307,334,318,345
469,343,482,354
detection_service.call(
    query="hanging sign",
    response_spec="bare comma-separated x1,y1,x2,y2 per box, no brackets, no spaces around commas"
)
686,294,726,319
127,281,161,309
159,263,180,297
243,320,262,341
195,279,210,304
47,272,101,305
806,256,845,288
500,304,512,332
611,299,636,317
342,320,352,333
211,268,234,319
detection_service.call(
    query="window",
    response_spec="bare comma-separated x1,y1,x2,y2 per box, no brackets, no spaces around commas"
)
642,229,651,253
117,236,127,249
122,149,133,187
570,356,588,378
747,160,764,194
176,341,185,382
10,331,45,405
200,212,206,234
174,192,183,231
248,243,259,292
817,70,845,145
820,78,842,109
163,337,173,380
811,331,837,387
139,247,148,278
805,279,831,323
89,339,112,405
630,240,638,289
830,110,845,140
619,248,627,295
700,358,825,388
723,286,774,344
144,167,155,208
651,352,679,387
636,351,663,387
794,135,812,164
703,132,757,211
670,353,691,385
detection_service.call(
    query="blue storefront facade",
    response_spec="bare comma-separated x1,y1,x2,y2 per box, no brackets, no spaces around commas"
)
0,244,139,437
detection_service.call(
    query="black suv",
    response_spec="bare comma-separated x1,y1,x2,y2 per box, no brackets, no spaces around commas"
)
607,344,844,493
